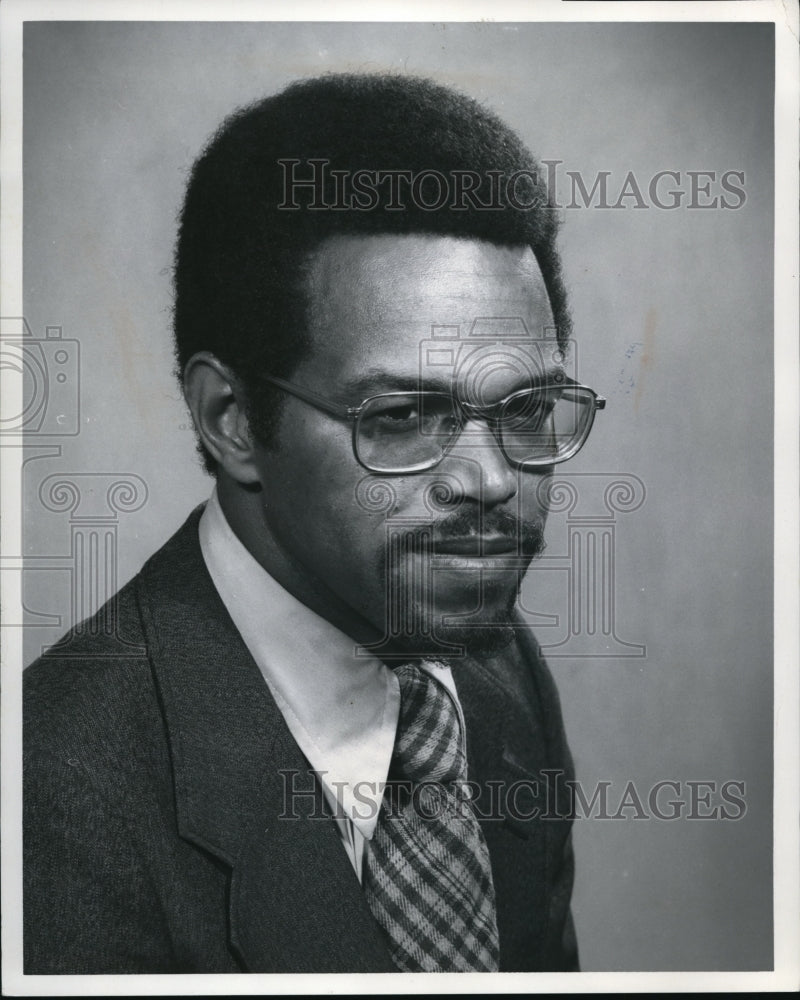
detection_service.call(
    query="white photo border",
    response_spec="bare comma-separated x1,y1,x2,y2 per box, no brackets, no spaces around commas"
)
2,1,797,994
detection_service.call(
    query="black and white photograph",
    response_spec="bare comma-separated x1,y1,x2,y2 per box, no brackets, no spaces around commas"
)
1,0,797,992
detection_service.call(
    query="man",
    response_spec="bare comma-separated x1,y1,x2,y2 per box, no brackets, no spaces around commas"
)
24,74,603,973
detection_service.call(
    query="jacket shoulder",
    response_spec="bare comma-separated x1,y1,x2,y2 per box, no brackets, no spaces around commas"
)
24,505,205,770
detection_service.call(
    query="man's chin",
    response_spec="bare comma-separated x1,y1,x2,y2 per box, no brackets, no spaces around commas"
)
377,596,520,660
434,618,518,657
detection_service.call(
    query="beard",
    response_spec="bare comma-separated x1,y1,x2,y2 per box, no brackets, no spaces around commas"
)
377,507,547,659
434,594,521,657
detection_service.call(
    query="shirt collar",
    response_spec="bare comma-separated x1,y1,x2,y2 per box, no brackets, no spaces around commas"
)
198,488,399,838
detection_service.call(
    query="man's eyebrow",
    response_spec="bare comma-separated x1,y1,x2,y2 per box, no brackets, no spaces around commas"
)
342,366,568,399
342,369,453,396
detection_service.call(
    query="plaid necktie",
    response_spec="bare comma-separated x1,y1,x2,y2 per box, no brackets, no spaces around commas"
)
364,662,500,971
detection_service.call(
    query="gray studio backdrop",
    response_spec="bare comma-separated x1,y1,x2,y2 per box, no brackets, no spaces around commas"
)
20,21,773,971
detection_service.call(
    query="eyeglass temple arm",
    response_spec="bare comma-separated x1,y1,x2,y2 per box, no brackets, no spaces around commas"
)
261,374,357,419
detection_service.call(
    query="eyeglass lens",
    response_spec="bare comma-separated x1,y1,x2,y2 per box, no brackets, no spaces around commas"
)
354,387,596,472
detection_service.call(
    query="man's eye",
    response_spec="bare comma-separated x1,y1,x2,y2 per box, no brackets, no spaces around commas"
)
505,392,556,417
373,404,419,425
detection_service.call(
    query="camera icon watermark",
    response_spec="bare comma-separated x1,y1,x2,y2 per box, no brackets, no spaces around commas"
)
419,317,573,415
0,317,80,436
349,316,643,659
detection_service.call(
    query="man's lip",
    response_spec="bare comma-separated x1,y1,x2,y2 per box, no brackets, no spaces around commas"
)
432,535,518,556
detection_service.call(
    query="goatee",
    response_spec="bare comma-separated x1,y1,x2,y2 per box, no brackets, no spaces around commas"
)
380,508,547,659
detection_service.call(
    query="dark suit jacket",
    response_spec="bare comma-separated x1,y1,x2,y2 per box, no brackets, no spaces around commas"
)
24,506,578,974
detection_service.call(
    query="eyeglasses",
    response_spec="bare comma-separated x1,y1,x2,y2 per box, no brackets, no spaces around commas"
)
260,373,605,474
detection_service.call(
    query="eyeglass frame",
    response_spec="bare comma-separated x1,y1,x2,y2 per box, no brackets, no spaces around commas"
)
258,372,606,474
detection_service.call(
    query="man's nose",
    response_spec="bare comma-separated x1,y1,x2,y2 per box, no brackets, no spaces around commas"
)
441,419,519,506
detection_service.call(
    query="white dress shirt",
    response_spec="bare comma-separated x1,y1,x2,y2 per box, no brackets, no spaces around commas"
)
198,489,464,881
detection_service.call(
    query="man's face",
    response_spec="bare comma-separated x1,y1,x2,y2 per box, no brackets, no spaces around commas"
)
249,233,559,655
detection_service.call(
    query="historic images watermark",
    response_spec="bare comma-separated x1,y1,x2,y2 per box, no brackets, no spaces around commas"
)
0,316,148,656
0,318,80,436
278,160,747,212
3,311,644,661
279,769,748,823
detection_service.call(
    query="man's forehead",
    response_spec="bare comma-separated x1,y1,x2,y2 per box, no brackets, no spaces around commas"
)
300,232,557,378
306,231,547,299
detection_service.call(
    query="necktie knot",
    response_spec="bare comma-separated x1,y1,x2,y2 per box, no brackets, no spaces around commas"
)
392,662,466,786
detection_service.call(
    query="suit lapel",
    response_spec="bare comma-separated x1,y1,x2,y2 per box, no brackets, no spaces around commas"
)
452,641,552,969
135,509,394,972
452,638,549,806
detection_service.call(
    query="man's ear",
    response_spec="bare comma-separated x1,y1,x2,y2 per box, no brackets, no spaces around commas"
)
182,352,261,485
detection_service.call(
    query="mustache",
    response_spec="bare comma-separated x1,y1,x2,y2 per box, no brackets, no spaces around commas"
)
404,508,546,557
